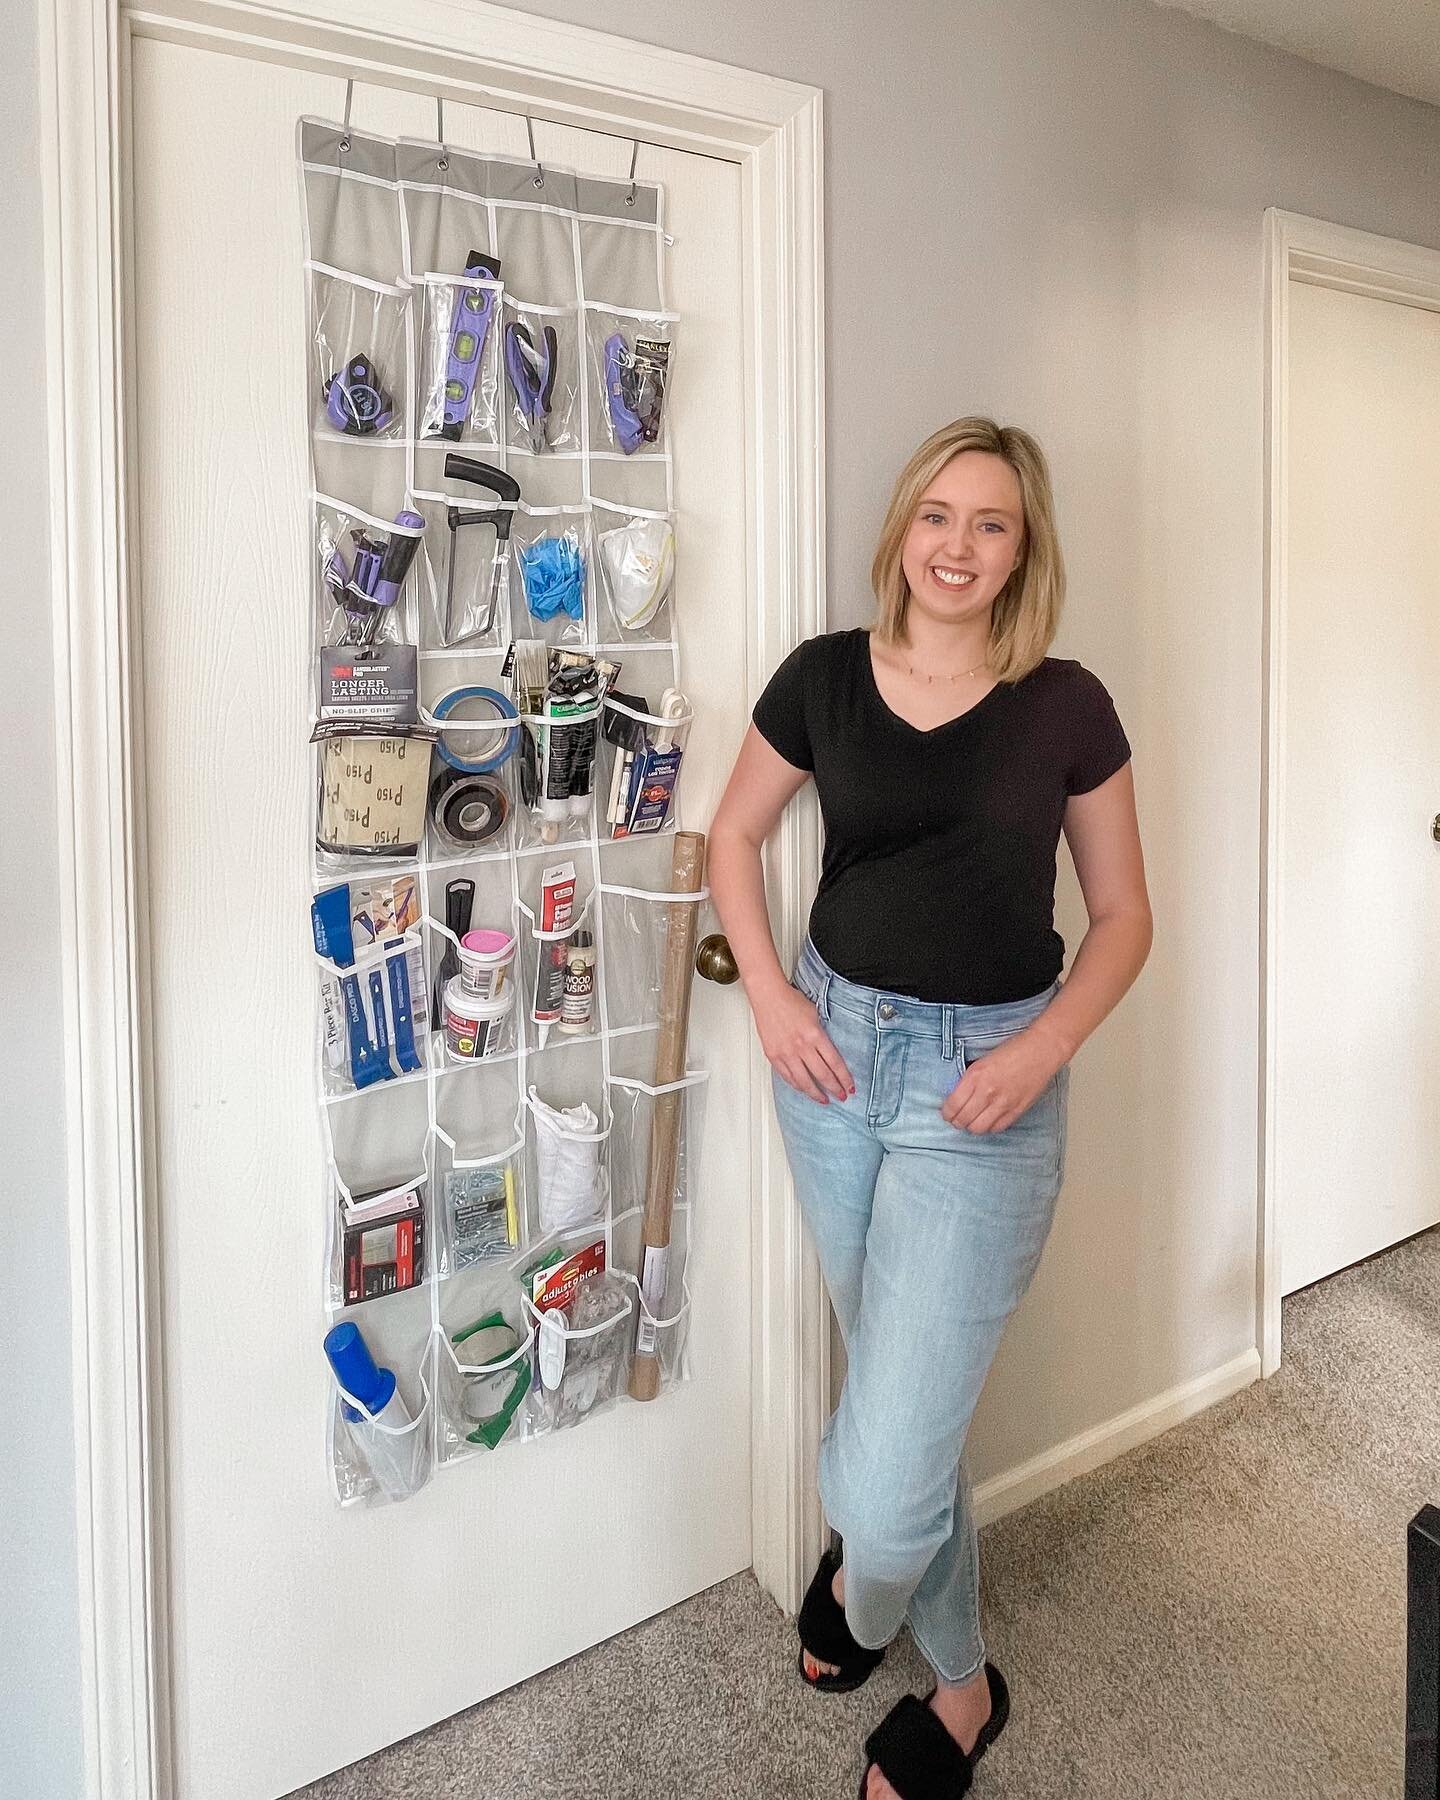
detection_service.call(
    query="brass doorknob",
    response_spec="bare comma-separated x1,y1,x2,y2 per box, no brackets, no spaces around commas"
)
695,933,739,984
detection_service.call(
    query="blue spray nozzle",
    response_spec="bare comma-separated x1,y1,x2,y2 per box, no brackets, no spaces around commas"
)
324,1321,397,1423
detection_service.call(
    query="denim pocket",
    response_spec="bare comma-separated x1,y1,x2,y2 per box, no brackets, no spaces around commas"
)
790,964,822,1008
956,1028,1016,1077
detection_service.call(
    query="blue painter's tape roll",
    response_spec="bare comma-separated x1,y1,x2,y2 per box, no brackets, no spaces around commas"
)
433,686,519,774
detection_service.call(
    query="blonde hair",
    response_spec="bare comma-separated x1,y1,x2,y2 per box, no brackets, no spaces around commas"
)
870,417,1065,682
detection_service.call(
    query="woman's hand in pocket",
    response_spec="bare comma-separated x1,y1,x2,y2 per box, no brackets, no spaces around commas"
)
754,984,855,1105
942,1027,1063,1134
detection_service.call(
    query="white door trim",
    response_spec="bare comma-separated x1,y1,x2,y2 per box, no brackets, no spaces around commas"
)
38,6,826,1797
1260,208,1440,1377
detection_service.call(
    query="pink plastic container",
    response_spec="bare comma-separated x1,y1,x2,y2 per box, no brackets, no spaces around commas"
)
456,927,516,998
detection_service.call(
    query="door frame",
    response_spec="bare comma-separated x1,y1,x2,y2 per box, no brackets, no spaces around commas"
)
1260,209,1440,1376
38,4,826,1796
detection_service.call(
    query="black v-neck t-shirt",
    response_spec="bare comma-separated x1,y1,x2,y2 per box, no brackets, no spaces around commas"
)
751,628,1132,1004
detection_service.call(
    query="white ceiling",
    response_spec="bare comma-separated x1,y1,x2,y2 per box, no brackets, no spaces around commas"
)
1155,0,1440,110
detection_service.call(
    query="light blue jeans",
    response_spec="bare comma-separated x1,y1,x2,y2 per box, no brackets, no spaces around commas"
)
773,938,1069,1683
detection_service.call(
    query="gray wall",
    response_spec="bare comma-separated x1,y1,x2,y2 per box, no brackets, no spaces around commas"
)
495,0,1440,1480
8,0,1440,1787
496,0,1440,631
2,1,84,1797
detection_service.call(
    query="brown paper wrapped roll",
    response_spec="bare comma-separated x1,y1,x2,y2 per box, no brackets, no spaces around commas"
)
629,830,705,1401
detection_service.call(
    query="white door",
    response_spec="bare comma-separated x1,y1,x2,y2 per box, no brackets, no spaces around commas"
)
1277,276,1440,1295
132,40,752,1800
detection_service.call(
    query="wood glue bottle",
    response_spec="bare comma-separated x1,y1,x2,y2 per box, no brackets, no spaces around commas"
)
558,929,595,1034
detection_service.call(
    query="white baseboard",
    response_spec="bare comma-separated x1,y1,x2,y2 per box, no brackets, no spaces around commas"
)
972,1348,1263,1528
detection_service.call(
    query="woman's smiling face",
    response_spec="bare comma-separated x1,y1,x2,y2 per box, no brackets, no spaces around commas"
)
899,450,1025,632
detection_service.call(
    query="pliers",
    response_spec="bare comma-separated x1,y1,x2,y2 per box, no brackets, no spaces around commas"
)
504,321,558,453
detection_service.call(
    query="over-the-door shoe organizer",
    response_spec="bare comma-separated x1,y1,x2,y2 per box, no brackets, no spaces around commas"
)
299,116,704,1506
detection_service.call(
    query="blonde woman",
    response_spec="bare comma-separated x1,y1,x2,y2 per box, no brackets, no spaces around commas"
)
708,418,1152,1798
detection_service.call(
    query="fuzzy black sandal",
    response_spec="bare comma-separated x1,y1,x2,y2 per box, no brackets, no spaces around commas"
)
857,1663,1010,1798
795,1544,887,1694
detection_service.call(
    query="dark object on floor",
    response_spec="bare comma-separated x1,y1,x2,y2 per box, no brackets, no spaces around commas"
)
859,1664,1010,1799
1407,1503,1440,1799
796,1542,886,1695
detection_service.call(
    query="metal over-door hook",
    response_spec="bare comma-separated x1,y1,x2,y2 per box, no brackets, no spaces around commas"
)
339,78,353,154
436,97,449,172
526,116,544,189
625,140,639,208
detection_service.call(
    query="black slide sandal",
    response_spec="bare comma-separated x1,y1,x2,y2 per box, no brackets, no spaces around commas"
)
857,1663,1010,1798
796,1544,887,1694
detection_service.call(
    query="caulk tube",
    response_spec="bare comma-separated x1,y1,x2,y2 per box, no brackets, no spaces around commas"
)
323,1322,424,1502
531,861,576,1036
537,664,598,842
311,886,389,1089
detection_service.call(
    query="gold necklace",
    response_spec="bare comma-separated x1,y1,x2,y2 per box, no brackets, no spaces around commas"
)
905,660,989,686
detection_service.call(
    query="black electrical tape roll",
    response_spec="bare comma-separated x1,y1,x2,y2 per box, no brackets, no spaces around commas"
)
429,767,509,851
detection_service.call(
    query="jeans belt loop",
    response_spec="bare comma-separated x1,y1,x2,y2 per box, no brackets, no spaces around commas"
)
818,969,832,1022
942,1005,956,1062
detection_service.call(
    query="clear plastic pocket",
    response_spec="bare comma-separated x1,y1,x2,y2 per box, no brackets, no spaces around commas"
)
325,1318,434,1507
594,505,676,640
436,976,516,1066
423,891,518,1022
630,1276,691,1398
585,303,679,456
510,682,610,851
598,694,692,841
421,689,523,863
314,733,434,868
516,883,597,1048
607,1072,704,1401
325,1168,431,1310
520,1265,633,1437
315,497,426,653
437,1250,534,1461
312,896,430,1096
598,881,708,1033
418,265,503,446
501,298,581,454
411,488,516,651
524,1082,609,1236
509,509,593,647
605,1070,707,1221
426,763,515,865
434,1132,525,1274
309,267,409,443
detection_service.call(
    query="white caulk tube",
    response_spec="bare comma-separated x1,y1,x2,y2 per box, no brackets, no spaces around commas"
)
324,1321,425,1502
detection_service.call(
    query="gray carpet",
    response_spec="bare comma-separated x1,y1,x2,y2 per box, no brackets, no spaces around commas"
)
294,1227,1440,1799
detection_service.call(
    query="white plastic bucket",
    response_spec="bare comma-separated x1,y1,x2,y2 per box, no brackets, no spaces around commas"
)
443,979,515,1061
